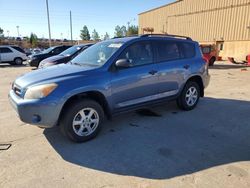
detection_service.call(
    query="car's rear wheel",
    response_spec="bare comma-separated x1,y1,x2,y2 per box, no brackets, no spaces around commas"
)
60,99,104,143
177,81,200,111
14,58,23,65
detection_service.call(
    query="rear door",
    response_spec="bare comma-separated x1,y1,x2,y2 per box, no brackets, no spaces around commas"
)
110,41,159,110
154,40,195,96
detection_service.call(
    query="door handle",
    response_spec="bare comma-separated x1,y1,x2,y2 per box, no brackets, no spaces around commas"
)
149,70,158,75
183,65,190,69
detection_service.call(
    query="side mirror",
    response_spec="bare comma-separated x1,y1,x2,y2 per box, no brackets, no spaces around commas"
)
115,59,131,68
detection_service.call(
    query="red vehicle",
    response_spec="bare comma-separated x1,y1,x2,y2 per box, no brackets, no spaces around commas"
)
247,54,250,66
200,44,218,66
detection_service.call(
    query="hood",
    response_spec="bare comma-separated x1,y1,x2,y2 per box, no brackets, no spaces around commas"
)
15,63,96,88
30,53,50,59
40,55,69,64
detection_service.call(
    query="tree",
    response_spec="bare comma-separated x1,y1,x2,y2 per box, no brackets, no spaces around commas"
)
0,27,4,39
127,25,138,36
92,29,100,41
80,25,90,40
114,25,127,37
29,33,38,47
103,32,110,40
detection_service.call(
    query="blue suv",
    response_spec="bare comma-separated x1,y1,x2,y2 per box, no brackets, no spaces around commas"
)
9,34,210,142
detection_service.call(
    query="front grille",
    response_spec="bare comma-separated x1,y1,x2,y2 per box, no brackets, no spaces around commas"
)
13,84,22,97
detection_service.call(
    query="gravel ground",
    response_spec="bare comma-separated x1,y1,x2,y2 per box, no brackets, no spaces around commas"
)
0,62,250,188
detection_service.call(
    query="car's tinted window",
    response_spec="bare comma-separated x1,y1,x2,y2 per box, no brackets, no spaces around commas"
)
52,47,63,54
11,46,25,53
179,42,196,58
118,41,153,67
0,47,13,53
156,41,181,62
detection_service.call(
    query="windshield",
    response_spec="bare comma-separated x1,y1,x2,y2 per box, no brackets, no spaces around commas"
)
60,46,82,56
71,41,124,66
42,47,55,54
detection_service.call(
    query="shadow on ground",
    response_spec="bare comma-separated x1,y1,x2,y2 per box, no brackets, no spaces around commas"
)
0,64,28,68
44,97,250,179
210,63,248,70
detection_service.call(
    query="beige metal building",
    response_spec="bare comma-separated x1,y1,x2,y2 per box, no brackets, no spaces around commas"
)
139,0,250,61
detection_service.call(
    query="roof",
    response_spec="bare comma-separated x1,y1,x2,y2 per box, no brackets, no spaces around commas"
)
139,0,182,15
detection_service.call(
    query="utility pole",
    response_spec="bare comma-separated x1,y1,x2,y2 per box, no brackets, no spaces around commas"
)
70,11,73,44
16,26,19,37
46,0,52,47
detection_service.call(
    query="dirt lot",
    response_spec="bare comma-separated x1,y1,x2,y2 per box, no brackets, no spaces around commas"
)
0,62,250,188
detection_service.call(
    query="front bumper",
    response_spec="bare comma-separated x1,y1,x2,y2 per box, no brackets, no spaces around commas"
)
28,59,40,67
9,90,62,128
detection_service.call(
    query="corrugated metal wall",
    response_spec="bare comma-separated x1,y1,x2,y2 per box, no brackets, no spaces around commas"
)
139,0,250,42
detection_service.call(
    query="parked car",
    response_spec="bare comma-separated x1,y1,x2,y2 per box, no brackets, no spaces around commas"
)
39,44,93,69
32,48,43,55
9,34,210,142
0,45,28,65
200,44,218,66
247,54,250,66
28,45,71,67
15,37,22,41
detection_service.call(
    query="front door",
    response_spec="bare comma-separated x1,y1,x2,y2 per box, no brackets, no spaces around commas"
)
110,41,159,110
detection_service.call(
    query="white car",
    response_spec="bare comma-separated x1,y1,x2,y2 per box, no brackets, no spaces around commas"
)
0,46,28,65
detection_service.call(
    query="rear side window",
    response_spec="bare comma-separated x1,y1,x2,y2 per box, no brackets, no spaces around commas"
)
0,47,13,53
118,41,153,67
11,46,25,53
155,41,181,62
179,42,196,58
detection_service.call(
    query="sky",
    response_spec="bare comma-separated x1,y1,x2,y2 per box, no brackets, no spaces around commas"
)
0,0,175,40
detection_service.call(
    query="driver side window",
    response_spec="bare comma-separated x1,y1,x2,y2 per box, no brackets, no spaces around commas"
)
118,41,153,67
51,48,61,55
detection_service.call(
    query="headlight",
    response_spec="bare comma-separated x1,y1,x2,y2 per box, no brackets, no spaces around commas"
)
24,83,58,99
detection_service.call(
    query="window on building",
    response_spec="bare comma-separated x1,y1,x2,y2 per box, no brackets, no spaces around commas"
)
220,43,224,51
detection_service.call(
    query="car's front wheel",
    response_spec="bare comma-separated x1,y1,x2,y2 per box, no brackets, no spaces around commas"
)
177,81,200,111
60,99,104,143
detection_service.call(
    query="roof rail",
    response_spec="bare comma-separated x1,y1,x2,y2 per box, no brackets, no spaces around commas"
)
140,34,192,41
112,35,140,39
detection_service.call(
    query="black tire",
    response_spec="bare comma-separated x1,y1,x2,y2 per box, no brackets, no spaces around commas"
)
14,58,23,65
209,57,216,66
60,99,104,143
177,81,200,111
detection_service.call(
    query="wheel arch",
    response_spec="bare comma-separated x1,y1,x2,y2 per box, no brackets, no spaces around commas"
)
59,91,111,124
186,75,204,97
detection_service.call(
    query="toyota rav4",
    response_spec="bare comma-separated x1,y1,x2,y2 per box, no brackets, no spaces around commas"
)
9,34,210,142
